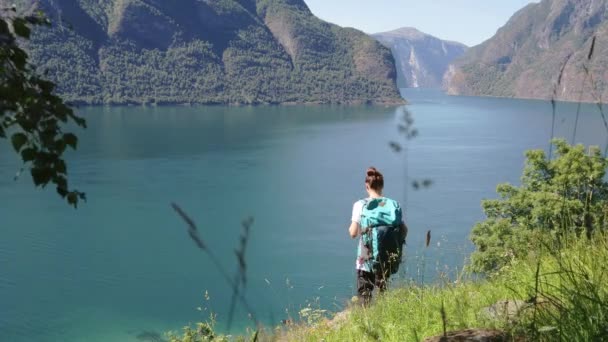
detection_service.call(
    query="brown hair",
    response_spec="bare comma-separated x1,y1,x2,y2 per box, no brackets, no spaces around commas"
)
365,167,384,191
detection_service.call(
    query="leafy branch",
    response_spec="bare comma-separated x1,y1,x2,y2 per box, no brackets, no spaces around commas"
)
1,8,86,207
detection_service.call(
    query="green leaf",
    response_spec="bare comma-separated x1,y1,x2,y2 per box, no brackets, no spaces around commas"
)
12,18,30,39
31,167,53,187
11,132,27,152
538,326,557,333
56,186,68,197
10,47,28,70
54,175,67,193
38,80,55,94
55,159,67,174
55,139,67,154
63,133,78,149
24,14,46,25
67,192,78,207
21,147,36,162
73,116,87,128
0,18,10,34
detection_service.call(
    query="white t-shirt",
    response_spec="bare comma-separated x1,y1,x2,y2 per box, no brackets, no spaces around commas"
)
351,199,368,224
351,198,370,271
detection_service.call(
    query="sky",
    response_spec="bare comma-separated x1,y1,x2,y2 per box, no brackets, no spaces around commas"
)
303,0,539,46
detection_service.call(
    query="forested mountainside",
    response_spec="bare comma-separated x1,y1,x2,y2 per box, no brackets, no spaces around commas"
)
373,27,467,88
8,0,403,105
444,0,608,102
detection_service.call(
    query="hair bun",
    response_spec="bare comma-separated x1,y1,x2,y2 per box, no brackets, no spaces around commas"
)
365,167,384,191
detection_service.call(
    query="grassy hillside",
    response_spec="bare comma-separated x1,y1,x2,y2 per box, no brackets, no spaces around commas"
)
282,232,608,341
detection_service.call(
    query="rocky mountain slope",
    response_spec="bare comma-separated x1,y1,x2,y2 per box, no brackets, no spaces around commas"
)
373,27,467,88
7,0,403,105
444,0,608,102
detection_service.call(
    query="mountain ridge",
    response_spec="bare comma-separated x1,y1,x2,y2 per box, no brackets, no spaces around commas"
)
373,27,467,89
7,0,404,105
375,27,467,47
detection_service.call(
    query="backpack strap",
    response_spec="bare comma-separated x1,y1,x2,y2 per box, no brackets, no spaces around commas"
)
360,198,372,234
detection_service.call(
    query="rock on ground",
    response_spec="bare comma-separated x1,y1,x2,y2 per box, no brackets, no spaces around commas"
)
423,329,508,342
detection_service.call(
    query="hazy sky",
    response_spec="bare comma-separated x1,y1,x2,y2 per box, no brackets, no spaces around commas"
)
303,0,539,46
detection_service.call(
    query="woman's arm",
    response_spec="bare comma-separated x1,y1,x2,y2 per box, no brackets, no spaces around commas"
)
348,221,360,239
349,200,364,239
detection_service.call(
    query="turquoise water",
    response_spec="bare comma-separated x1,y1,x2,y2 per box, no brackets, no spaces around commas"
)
1,89,607,341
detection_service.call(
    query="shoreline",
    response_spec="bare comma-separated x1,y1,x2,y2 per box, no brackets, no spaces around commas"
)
444,91,607,106
66,98,408,108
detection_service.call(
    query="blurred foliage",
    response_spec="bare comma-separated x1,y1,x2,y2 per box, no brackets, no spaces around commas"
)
167,322,225,342
389,107,432,191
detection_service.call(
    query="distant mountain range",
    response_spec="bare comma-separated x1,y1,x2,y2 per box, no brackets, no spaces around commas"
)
444,0,608,102
9,0,403,105
373,27,467,89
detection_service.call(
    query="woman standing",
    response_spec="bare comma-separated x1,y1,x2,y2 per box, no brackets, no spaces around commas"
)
348,167,407,304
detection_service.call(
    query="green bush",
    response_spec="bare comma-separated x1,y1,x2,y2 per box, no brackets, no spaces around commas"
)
470,139,608,273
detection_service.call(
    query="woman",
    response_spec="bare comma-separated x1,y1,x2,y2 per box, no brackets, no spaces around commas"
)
348,167,407,304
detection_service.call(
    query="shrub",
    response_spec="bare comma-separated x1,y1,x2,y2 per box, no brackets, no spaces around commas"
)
470,139,608,273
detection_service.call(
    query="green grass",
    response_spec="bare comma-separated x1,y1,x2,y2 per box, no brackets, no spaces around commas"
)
279,232,608,341
282,277,511,341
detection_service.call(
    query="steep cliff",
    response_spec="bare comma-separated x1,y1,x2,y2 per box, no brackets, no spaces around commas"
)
373,27,467,88
444,0,608,102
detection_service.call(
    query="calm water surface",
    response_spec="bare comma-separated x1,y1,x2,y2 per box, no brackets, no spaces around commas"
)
1,89,607,341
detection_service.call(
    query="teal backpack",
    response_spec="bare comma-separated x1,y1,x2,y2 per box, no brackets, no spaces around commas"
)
359,197,406,275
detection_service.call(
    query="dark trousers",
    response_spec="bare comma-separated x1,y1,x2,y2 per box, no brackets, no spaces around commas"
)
356,269,387,305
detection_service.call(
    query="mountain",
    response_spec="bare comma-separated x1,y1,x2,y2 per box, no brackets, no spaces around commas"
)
373,27,467,88
7,0,403,105
444,0,608,103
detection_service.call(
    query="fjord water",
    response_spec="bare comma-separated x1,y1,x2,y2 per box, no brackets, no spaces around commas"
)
1,89,607,341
